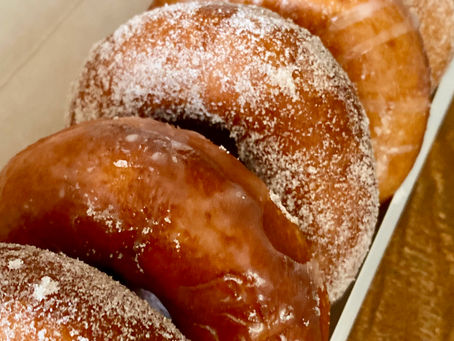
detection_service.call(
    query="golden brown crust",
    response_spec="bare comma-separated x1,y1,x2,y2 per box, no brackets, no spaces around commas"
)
0,243,185,341
68,2,379,301
0,117,329,340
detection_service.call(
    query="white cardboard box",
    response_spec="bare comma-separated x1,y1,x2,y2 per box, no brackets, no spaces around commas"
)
0,1,452,339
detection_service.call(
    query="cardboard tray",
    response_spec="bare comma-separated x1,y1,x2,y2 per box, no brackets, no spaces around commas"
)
0,1,452,339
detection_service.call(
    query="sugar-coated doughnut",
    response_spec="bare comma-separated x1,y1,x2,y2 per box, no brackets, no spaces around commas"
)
0,118,330,340
68,2,379,301
149,0,430,201
401,0,454,90
0,242,184,340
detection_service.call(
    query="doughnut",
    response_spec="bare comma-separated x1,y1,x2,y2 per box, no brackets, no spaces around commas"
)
0,242,184,340
0,117,330,340
401,0,454,90
68,1,379,301
147,0,430,201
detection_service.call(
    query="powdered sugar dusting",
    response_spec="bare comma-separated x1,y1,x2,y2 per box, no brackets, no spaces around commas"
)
69,1,379,301
86,200,123,233
7,258,23,270
402,0,454,88
0,243,185,340
113,159,129,168
269,191,300,226
32,276,59,302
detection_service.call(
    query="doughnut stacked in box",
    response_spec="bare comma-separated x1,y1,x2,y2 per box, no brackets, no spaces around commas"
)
0,0,452,339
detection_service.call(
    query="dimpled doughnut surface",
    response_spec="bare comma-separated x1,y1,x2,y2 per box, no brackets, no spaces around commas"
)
68,2,379,301
150,0,431,202
0,118,330,340
0,243,185,340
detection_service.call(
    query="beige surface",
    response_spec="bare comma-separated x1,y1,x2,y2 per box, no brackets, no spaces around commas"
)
0,0,151,168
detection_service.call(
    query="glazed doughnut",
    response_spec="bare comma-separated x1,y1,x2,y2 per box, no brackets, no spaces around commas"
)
0,242,184,340
68,2,379,301
148,0,430,201
0,117,330,340
401,0,454,90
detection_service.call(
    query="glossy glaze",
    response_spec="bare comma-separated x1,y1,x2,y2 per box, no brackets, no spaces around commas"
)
0,117,329,340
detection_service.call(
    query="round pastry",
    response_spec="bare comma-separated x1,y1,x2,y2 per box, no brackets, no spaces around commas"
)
401,0,454,90
0,242,184,340
0,117,330,340
68,1,379,301
148,0,430,202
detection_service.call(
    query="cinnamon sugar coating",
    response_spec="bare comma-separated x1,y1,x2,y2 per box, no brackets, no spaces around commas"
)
0,118,329,340
401,0,454,90
0,243,185,340
150,0,431,202
68,2,379,301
